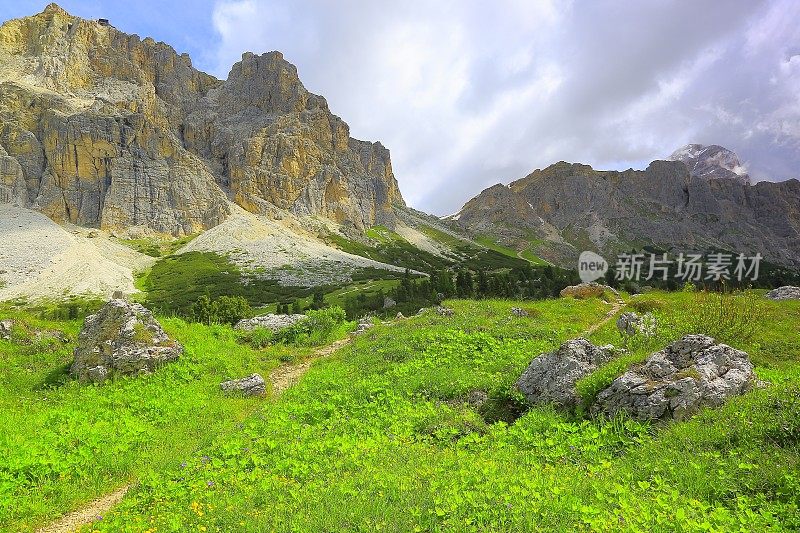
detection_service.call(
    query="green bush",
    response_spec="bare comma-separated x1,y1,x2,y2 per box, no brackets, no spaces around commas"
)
274,306,348,346
190,295,251,326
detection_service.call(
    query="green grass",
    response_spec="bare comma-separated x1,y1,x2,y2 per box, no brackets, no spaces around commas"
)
116,234,198,258
474,235,519,258
3,292,799,531
0,306,326,531
136,252,318,315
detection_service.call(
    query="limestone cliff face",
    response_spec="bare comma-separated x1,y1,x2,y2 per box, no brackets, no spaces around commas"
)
0,4,404,234
452,160,800,268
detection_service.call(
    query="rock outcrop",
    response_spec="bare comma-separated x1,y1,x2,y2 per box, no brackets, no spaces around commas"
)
0,5,405,235
234,313,306,333
516,338,615,409
560,282,613,299
766,286,800,301
71,299,182,382
592,335,755,421
220,373,266,397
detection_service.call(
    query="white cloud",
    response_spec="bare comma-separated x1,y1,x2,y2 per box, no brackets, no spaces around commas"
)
210,0,798,213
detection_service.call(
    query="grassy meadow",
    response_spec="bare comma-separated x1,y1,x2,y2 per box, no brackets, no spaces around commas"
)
1,289,798,531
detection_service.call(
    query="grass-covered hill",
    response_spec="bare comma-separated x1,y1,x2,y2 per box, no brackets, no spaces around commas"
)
1,290,798,531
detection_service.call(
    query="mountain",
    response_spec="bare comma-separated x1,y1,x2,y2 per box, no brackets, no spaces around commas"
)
0,4,404,236
669,144,750,185
448,154,800,268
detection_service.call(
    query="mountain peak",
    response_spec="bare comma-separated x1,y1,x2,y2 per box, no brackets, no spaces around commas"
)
668,144,750,185
42,3,70,16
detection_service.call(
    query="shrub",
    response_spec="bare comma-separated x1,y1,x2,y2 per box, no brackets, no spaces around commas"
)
191,295,251,326
629,299,665,313
274,306,347,346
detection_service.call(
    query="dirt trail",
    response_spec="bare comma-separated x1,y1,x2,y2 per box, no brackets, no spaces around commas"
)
584,295,625,336
35,485,129,533
269,337,352,395
37,336,353,533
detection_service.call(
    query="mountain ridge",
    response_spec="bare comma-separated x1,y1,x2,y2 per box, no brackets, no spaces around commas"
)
0,4,404,236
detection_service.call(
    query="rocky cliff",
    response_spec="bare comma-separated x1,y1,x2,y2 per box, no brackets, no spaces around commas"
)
0,4,404,235
451,156,800,268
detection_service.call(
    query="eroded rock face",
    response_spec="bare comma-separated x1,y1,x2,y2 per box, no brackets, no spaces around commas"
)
71,299,182,382
220,373,266,397
516,338,615,409
766,286,800,301
0,6,404,234
234,314,306,332
592,335,755,421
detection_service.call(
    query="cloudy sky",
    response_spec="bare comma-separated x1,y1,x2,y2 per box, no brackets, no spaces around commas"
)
4,1,799,214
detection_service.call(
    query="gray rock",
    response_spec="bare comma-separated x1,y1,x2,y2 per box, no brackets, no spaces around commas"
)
383,296,397,309
220,373,266,396
616,312,641,337
234,314,306,332
516,338,615,409
352,317,374,335
0,319,13,340
592,334,755,421
766,286,800,301
510,307,528,317
71,299,182,383
435,306,454,317
396,312,405,319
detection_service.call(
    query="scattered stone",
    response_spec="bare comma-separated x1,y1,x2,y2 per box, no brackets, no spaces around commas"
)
0,319,13,340
383,296,397,309
516,338,616,409
220,373,266,397
396,312,405,319
234,314,306,332
435,306,454,317
560,282,616,299
71,299,182,383
616,312,641,337
592,334,755,421
510,307,528,317
766,286,800,301
352,317,374,335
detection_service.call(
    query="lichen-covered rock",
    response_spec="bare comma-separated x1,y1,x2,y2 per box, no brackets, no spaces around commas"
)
71,299,182,383
234,314,306,332
220,373,266,397
766,286,800,301
592,334,755,421
560,282,611,299
516,338,615,409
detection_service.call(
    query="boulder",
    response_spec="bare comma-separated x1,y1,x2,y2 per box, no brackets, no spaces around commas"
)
71,299,182,383
510,307,529,317
383,297,397,309
396,312,406,319
0,319,13,340
516,338,616,409
616,312,641,337
592,335,755,421
220,373,266,397
560,282,616,299
766,286,800,301
235,314,306,332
